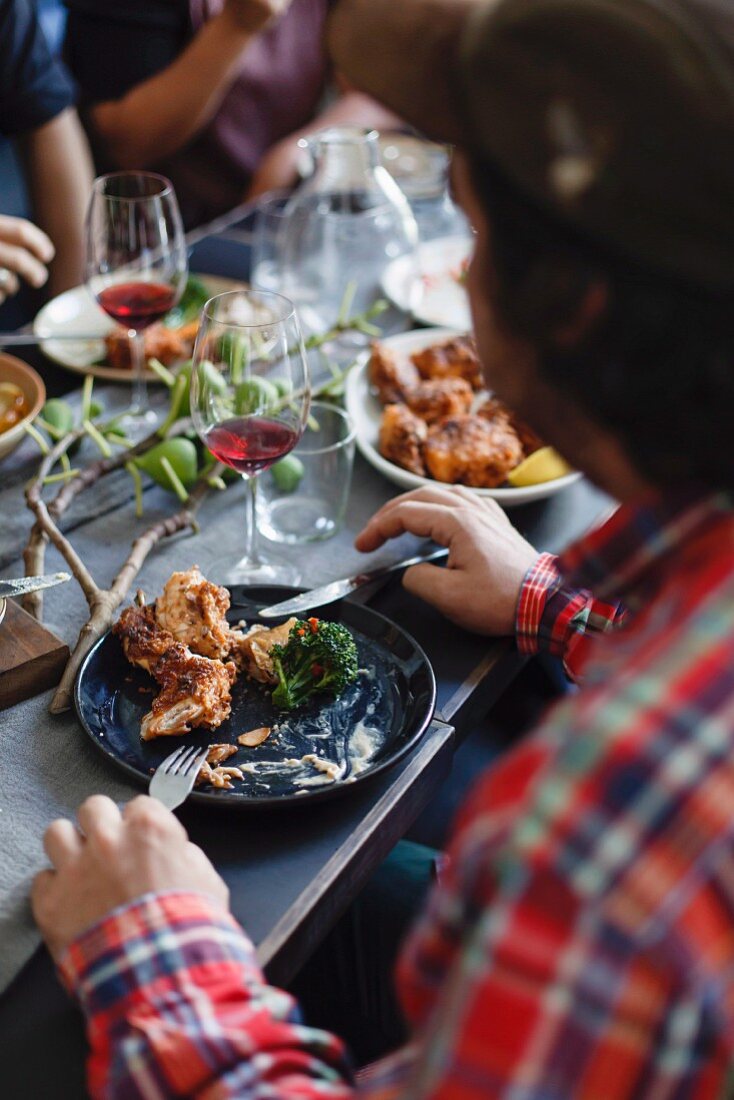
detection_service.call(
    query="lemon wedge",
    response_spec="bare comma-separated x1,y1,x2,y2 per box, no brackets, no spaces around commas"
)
507,446,572,487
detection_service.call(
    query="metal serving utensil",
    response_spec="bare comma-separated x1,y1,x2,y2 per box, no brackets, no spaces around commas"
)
0,572,71,600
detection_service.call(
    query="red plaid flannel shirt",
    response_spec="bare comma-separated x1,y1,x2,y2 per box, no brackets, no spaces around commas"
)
60,491,734,1097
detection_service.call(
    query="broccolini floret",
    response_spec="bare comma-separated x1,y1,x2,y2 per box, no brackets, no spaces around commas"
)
270,617,359,710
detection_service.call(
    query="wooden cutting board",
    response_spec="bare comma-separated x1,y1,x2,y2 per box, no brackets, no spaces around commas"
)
0,600,69,710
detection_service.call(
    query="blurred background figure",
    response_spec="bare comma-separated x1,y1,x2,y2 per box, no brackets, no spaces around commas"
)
62,0,401,228
0,0,92,325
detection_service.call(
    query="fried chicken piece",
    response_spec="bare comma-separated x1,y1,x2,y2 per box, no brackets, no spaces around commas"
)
140,644,237,741
196,762,244,789
368,342,420,405
378,403,428,476
476,396,543,456
113,603,175,674
195,744,244,790
233,617,298,684
206,743,239,765
155,567,234,661
404,377,473,424
115,585,239,742
424,414,522,488
410,335,483,390
105,324,188,371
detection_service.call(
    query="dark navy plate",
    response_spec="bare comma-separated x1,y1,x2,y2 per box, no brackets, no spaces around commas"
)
74,586,436,808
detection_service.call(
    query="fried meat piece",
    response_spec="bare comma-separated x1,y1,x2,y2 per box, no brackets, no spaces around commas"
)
140,645,237,741
378,403,428,476
410,335,483,390
233,617,298,684
105,324,188,371
404,377,473,424
114,599,237,741
113,603,175,674
476,397,543,457
368,342,420,405
196,762,244,789
424,414,522,488
206,743,239,765
155,566,234,661
195,745,243,789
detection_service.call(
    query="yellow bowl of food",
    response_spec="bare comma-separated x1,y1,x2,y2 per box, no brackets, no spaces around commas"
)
0,353,46,461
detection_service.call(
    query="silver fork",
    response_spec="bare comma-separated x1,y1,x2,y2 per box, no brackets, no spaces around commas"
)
149,745,210,811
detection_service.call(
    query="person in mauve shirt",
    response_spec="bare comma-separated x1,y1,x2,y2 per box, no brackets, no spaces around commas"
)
62,0,400,227
31,0,734,1096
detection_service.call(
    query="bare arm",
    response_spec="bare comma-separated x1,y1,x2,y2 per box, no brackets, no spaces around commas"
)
18,108,94,295
89,1,289,170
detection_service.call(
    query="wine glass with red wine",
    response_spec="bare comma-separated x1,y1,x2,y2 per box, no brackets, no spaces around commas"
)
190,290,311,585
86,172,187,434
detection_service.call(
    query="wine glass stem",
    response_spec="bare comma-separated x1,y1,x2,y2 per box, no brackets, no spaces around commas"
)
129,328,147,415
243,476,262,567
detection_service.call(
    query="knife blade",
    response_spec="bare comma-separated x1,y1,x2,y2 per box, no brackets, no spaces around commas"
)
257,547,449,619
0,572,71,600
0,333,107,346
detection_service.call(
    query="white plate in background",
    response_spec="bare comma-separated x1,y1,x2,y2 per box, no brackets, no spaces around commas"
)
344,327,581,507
33,275,244,382
381,236,473,330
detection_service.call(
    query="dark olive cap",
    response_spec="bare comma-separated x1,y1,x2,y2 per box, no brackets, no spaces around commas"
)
329,0,734,291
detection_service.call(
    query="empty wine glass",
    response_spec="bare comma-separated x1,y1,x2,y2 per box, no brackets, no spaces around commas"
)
86,171,188,434
190,289,311,586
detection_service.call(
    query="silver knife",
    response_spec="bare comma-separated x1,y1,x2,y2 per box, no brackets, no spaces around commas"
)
0,333,107,345
258,547,449,619
0,572,71,599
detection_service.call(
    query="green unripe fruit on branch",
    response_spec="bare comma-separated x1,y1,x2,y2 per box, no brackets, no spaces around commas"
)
134,438,199,492
234,376,278,416
271,454,304,493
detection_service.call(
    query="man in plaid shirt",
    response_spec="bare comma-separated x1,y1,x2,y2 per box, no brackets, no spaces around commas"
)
31,0,734,1095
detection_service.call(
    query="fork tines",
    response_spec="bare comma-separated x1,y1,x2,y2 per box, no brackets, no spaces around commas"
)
162,744,208,775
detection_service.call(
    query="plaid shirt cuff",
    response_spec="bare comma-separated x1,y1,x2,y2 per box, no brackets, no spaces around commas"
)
516,552,565,656
516,552,627,684
58,891,258,1023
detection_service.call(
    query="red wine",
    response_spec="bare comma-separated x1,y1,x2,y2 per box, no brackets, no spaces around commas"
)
97,281,177,330
206,416,298,476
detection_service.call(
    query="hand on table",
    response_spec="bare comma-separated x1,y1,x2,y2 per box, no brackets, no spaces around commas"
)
224,0,293,34
355,486,539,635
32,795,229,960
0,215,54,303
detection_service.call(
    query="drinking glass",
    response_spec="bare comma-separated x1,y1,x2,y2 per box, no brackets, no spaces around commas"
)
250,190,290,292
190,289,311,585
86,171,188,433
258,401,356,543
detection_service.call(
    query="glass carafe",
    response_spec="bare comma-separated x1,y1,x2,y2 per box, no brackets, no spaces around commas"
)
279,128,419,338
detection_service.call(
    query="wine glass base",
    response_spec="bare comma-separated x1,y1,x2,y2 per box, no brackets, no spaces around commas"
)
118,406,159,440
208,552,302,590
